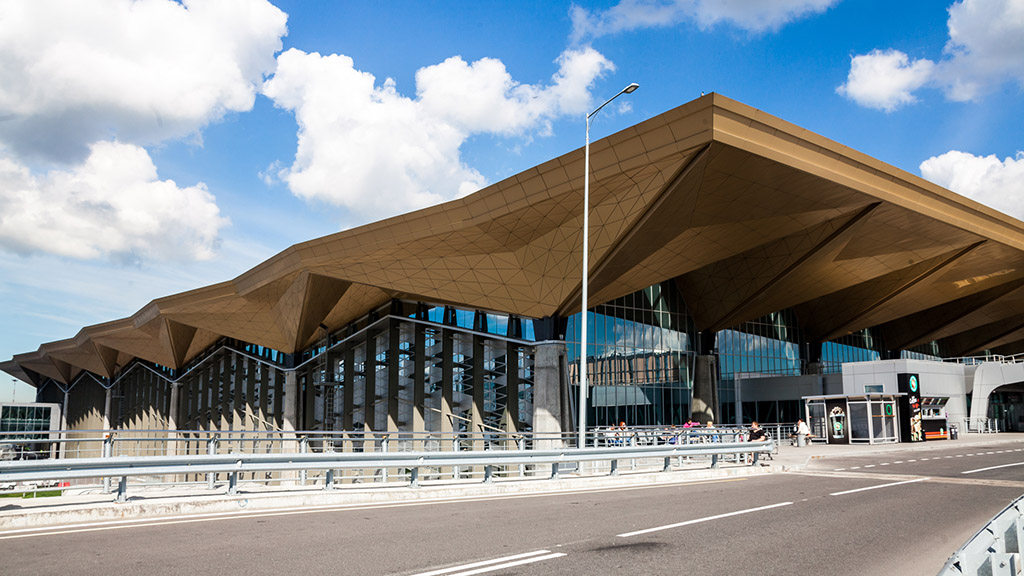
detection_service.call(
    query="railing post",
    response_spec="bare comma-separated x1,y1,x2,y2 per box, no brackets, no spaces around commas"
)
228,471,239,495
609,459,618,476
102,432,113,494
630,435,637,470
484,465,494,484
207,437,218,490
116,476,128,503
409,467,419,488
550,462,559,479
663,456,671,472
381,436,389,483
752,450,760,465
324,469,334,491
453,437,461,480
299,437,309,486
518,438,526,478
711,453,719,469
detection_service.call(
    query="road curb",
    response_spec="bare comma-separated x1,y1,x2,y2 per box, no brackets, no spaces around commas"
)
0,464,784,531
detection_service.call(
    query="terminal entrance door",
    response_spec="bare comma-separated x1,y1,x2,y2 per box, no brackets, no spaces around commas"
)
988,386,1024,432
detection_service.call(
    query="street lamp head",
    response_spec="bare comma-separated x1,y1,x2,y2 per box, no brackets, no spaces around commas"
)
623,83,639,94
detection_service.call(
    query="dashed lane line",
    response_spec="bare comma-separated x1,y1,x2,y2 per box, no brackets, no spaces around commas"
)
961,461,1024,475
829,477,930,496
617,502,794,537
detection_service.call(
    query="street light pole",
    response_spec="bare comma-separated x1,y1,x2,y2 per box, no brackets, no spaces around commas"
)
579,82,639,449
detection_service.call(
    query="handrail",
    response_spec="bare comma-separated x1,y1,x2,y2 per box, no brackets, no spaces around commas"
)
0,440,773,501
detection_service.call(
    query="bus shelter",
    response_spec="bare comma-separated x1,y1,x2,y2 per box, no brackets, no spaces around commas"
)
803,394,903,445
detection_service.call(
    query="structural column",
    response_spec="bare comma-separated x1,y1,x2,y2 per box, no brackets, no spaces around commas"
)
167,383,180,457
282,370,298,433
692,331,719,424
533,341,565,451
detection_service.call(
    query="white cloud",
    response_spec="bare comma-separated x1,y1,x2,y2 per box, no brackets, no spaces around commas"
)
836,49,935,112
0,0,287,163
263,47,613,222
0,142,228,262
920,150,1024,219
839,0,1024,110
938,0,1024,101
570,0,838,41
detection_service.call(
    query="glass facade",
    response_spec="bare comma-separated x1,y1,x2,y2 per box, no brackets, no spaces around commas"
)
718,310,803,424
821,329,882,373
566,281,695,428
1,405,54,438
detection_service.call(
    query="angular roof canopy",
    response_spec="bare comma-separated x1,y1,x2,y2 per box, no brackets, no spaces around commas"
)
7,93,1024,385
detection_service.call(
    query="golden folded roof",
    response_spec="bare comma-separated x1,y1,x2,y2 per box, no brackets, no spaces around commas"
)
6,93,1024,385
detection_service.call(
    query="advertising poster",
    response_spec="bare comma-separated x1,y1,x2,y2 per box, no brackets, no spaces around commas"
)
824,399,849,444
897,373,923,442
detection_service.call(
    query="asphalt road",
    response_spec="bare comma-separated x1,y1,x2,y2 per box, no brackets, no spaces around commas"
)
2,440,1022,576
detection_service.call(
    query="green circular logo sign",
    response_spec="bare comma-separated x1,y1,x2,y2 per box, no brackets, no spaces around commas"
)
884,403,893,416
909,375,919,393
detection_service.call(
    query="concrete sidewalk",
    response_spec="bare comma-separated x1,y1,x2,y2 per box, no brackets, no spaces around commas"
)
769,431,1024,470
2,433,1022,531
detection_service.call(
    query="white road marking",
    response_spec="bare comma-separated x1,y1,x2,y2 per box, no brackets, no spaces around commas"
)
961,462,1024,475
412,550,565,576
834,468,846,471
864,465,875,468
907,459,916,462
617,502,794,537
955,455,963,457
850,466,861,469
829,477,929,496
880,463,890,466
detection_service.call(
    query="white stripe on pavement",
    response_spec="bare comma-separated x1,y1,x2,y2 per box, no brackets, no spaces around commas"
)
445,553,566,576
412,550,562,576
616,502,793,537
961,461,1024,475
830,477,929,496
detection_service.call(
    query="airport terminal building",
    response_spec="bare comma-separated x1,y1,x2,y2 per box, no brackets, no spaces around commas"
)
4,94,1024,442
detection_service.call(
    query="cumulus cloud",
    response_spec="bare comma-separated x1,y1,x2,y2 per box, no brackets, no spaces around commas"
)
939,0,1024,101
263,47,614,222
0,142,228,262
570,0,839,41
921,150,1024,219
838,0,1024,110
0,0,287,163
836,49,935,112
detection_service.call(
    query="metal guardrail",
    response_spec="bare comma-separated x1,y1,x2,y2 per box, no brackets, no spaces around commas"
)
0,439,773,502
938,494,1024,575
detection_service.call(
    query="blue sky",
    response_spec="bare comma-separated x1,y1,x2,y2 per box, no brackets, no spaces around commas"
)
1,0,1023,402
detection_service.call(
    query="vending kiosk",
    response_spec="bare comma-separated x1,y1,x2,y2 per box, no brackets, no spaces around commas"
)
921,396,950,440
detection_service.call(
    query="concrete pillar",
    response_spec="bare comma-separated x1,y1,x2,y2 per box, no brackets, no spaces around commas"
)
691,354,718,424
59,388,69,460
167,384,180,457
281,370,300,483
103,387,112,430
282,371,298,432
533,341,565,451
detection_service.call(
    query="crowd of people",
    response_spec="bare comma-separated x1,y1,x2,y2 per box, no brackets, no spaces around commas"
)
599,419,774,446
